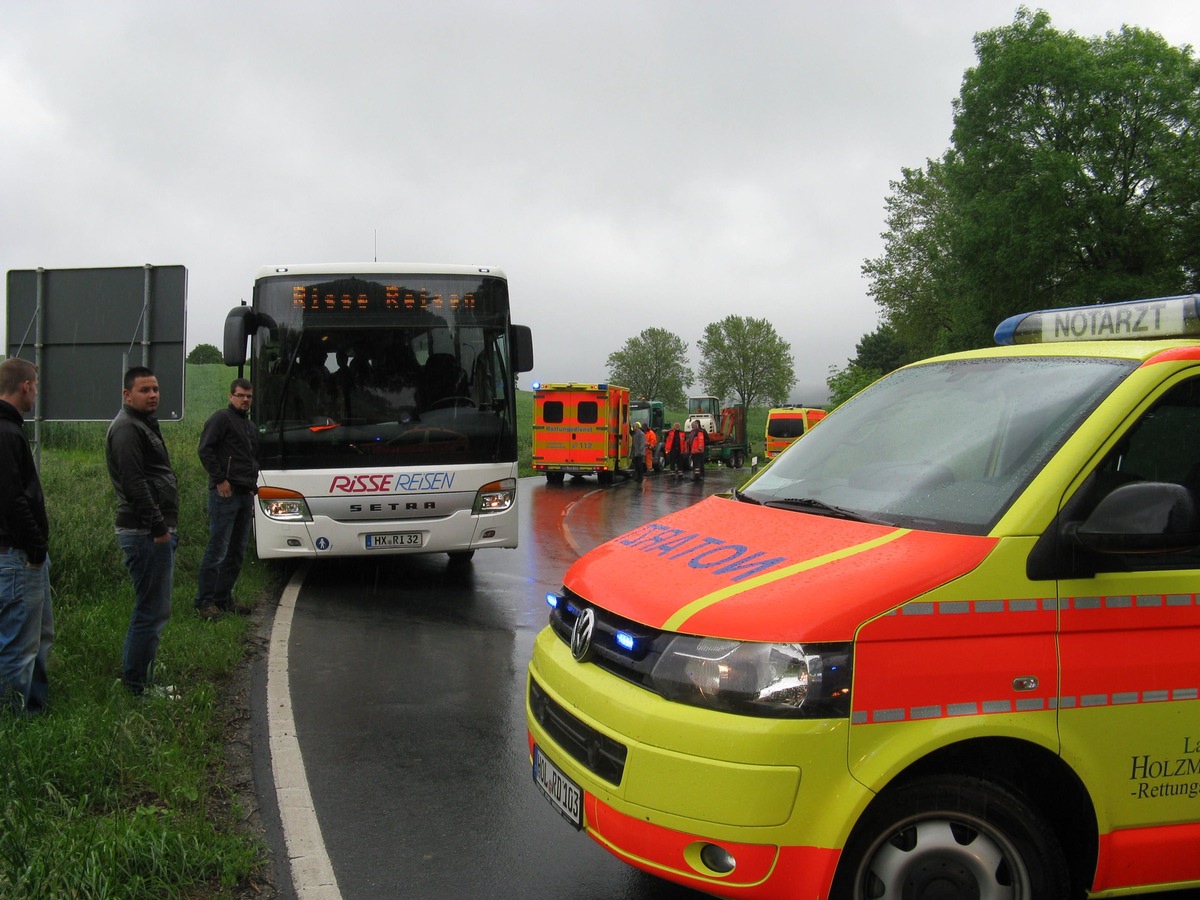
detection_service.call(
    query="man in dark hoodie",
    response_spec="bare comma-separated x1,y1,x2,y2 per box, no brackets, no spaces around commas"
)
106,366,179,696
194,378,259,619
0,358,53,714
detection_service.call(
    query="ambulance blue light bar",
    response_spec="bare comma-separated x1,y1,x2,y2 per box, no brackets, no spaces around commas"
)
994,294,1200,345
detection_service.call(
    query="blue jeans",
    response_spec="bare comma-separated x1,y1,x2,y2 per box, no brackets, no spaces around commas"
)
117,532,177,693
0,549,54,714
194,490,254,609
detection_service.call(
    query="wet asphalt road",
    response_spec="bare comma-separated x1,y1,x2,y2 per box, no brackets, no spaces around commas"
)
278,470,730,899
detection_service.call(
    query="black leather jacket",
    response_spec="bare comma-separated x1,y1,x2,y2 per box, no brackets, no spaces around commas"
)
0,399,49,563
105,405,179,537
197,404,260,492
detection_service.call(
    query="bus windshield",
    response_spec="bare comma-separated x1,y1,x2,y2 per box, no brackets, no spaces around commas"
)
251,272,518,469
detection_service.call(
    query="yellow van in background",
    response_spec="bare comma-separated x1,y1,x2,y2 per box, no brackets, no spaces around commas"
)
764,406,826,458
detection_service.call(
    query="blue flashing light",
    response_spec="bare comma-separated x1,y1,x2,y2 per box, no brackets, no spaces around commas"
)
616,631,635,652
995,294,1200,346
545,592,559,609
531,381,542,391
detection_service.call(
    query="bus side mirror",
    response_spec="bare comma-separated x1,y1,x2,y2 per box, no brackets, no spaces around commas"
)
224,307,278,367
512,325,534,373
223,306,255,367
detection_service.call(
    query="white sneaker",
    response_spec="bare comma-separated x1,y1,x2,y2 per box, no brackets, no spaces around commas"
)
142,685,180,700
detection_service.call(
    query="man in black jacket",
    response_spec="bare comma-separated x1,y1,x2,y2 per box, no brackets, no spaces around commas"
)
0,358,53,713
194,379,260,619
106,366,179,696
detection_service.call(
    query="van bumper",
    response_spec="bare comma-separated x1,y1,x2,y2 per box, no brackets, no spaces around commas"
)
526,627,862,898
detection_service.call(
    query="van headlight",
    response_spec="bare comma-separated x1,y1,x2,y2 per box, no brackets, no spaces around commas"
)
648,637,853,718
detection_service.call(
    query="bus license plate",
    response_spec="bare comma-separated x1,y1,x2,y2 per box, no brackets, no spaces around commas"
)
533,746,582,830
364,532,423,549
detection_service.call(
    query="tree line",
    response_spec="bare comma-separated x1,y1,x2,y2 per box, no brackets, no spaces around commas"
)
829,8,1200,406
606,317,796,410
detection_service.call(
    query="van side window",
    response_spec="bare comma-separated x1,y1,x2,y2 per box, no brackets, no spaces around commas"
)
578,401,599,425
1093,377,1200,569
543,401,564,424
1099,379,1200,487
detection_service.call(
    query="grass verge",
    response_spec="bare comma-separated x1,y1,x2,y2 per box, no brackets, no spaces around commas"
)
1,365,279,898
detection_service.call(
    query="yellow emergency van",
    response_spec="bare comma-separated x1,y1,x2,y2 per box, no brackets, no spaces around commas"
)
764,406,827,459
527,295,1200,899
531,382,630,485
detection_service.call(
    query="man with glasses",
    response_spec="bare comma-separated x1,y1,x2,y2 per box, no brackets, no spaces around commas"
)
194,379,260,619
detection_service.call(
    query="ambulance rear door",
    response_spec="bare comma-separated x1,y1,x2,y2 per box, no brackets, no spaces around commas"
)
533,384,612,474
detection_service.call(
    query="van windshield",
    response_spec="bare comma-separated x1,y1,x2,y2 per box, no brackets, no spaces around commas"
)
742,356,1133,534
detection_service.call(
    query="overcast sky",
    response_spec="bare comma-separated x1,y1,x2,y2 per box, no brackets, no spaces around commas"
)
4,1,1199,402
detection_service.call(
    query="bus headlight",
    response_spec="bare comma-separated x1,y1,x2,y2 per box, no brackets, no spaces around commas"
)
648,637,853,718
474,478,516,514
258,486,313,522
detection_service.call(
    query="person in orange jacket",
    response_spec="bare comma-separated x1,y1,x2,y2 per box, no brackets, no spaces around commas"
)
644,425,658,474
662,422,684,476
687,420,707,482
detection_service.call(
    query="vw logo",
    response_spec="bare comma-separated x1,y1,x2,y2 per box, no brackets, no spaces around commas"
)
570,608,596,662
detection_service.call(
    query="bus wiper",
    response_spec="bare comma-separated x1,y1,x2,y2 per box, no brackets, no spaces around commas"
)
763,497,887,524
731,486,761,504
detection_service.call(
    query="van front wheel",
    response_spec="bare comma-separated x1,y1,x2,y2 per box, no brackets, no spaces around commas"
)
831,775,1070,900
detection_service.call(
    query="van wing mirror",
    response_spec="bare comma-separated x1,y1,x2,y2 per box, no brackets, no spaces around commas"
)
1069,482,1200,554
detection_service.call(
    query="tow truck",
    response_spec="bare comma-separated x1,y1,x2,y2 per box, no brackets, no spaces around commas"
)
684,396,750,468
630,399,666,471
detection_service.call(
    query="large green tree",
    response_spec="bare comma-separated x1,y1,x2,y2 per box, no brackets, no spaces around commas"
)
697,315,795,409
824,325,908,408
862,162,960,358
606,327,693,407
863,8,1200,358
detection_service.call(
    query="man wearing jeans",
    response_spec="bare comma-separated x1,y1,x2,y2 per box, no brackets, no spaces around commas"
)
194,379,259,619
106,366,179,696
0,358,53,714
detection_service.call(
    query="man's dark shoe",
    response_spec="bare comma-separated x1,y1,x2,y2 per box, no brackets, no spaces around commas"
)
218,601,253,616
196,605,223,620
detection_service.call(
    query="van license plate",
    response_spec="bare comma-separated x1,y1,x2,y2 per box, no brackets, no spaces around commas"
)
364,532,422,549
533,746,582,829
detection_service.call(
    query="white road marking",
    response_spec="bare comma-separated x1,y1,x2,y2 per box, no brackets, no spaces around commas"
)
267,562,342,899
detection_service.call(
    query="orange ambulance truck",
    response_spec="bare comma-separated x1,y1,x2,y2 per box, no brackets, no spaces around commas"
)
527,294,1200,899
765,406,827,459
532,382,630,486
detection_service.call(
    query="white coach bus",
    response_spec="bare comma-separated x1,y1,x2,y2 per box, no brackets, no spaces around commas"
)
223,263,533,560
